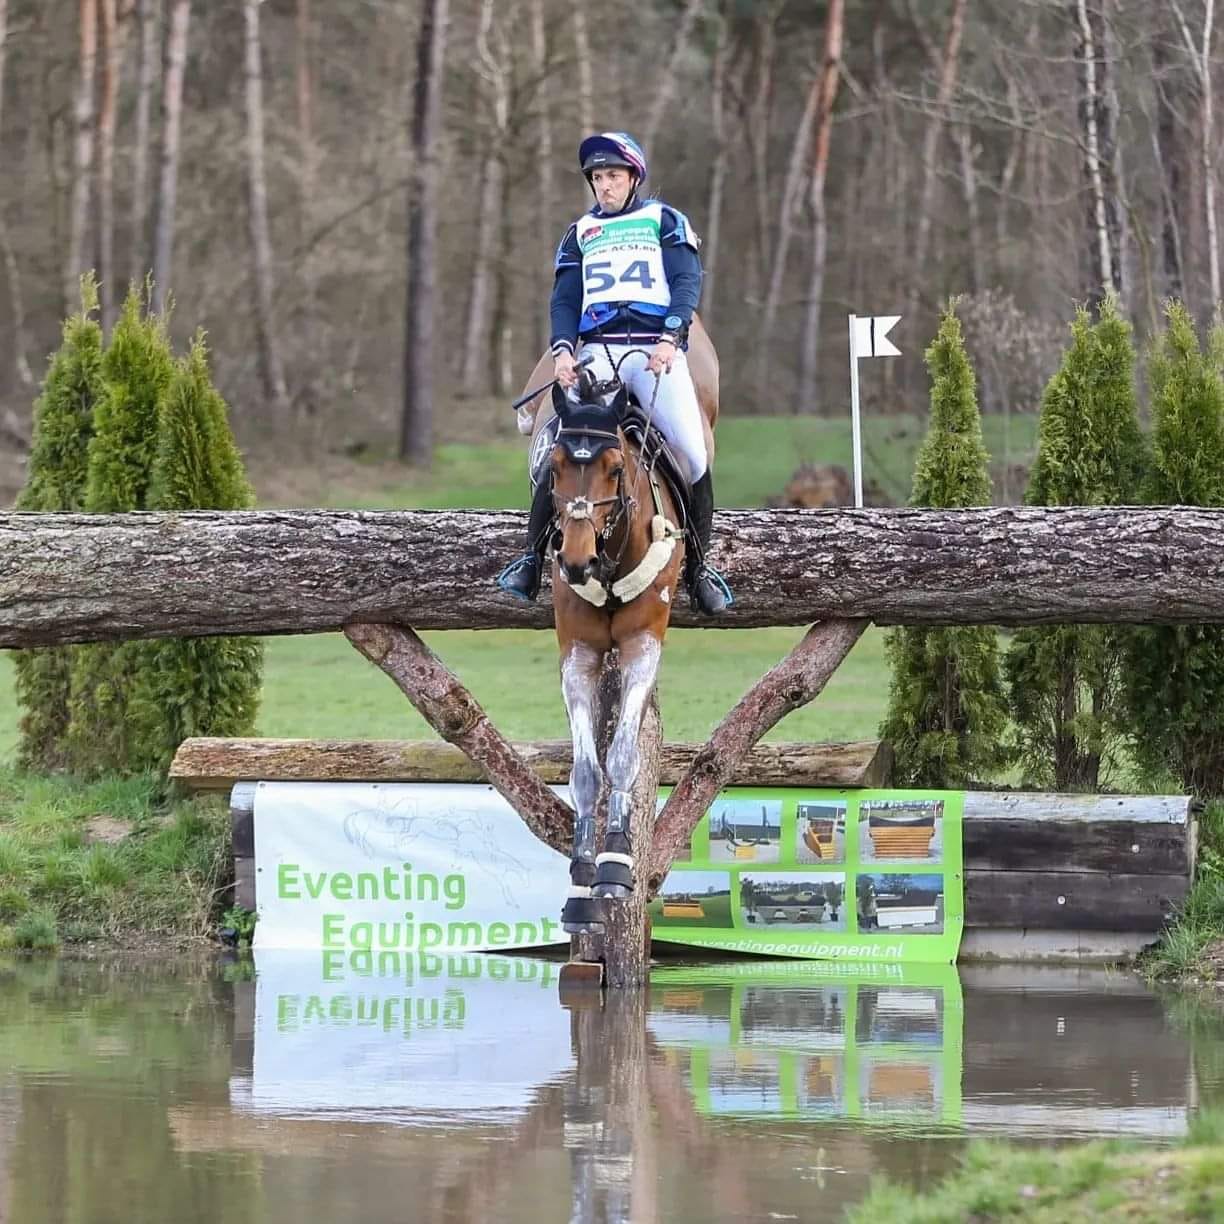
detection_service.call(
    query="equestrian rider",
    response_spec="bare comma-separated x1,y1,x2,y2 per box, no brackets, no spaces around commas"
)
496,131,733,616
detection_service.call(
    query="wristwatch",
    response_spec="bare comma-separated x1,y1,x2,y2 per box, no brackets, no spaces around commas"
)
661,315,684,346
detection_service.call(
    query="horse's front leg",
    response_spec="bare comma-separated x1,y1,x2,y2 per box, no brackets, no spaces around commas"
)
593,631,663,899
560,640,608,933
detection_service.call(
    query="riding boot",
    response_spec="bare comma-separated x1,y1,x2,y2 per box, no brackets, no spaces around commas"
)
496,479,553,602
684,471,733,616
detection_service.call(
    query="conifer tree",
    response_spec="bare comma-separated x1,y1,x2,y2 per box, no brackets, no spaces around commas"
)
12,277,105,770
1004,294,1146,790
65,284,176,775
126,335,263,772
879,305,1010,785
1124,301,1224,794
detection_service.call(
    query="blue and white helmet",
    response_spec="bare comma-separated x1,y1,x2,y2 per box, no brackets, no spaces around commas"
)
578,131,647,184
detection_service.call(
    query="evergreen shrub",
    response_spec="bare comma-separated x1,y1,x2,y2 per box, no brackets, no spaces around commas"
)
12,277,105,770
1004,294,1146,790
879,304,1010,786
1124,301,1224,796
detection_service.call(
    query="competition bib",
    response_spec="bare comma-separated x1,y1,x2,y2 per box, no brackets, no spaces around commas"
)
576,201,671,316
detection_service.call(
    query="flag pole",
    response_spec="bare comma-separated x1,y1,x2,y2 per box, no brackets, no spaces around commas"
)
848,313,863,509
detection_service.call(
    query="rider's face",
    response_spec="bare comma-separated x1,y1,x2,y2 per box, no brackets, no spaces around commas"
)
590,167,634,211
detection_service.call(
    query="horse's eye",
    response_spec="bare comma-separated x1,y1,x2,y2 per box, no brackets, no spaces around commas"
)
610,466,624,480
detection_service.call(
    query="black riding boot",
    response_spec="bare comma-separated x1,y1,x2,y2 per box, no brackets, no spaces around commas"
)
685,471,733,615
496,479,554,602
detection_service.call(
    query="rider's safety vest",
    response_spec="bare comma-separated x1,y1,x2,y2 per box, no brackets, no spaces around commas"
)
576,201,671,320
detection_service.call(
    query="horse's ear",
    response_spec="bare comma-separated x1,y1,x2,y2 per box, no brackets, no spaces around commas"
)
551,382,568,417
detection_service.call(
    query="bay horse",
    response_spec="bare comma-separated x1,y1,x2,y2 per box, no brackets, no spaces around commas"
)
517,322,719,933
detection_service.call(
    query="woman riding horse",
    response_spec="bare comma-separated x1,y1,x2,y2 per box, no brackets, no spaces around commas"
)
497,130,732,615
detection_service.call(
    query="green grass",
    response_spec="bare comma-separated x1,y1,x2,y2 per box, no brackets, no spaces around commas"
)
848,1139,1224,1223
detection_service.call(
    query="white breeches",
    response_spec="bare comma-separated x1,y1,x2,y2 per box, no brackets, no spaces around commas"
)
577,342,708,482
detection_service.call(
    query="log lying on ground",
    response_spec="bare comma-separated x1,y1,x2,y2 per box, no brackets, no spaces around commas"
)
169,736,893,792
7,505,1224,646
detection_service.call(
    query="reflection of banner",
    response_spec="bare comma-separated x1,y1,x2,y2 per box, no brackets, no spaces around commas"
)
251,782,962,962
651,960,964,1126
234,950,572,1122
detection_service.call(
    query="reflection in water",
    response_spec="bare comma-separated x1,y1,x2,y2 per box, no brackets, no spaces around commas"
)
0,954,1219,1223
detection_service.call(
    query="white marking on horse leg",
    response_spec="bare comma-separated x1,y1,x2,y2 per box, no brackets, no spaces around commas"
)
562,643,604,867
605,636,663,830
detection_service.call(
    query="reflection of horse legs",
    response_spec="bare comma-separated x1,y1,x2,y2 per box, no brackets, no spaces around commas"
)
561,642,605,933
594,633,662,899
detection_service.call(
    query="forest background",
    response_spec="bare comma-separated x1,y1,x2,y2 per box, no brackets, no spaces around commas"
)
0,0,1215,503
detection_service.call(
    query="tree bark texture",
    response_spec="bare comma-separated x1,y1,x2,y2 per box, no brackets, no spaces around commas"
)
400,0,448,464
66,0,98,315
152,0,190,314
11,506,1224,646
169,736,892,792
129,0,157,285
343,622,575,853
243,0,289,415
647,618,866,889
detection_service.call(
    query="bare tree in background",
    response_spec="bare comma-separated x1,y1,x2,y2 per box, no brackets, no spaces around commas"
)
97,0,121,330
1073,0,1124,310
151,0,190,314
531,0,554,355
1152,20,1186,301
640,0,706,156
243,0,289,416
798,0,845,409
573,8,593,132
0,0,33,390
701,6,731,327
66,0,98,315
1172,0,1219,308
401,0,449,465
460,0,511,398
129,0,158,285
295,0,317,228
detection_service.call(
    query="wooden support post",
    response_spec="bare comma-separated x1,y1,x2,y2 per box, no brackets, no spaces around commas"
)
343,622,573,853
648,618,867,891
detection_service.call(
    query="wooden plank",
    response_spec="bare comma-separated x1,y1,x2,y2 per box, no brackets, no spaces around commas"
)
962,818,1191,876
171,737,893,791
965,870,1189,932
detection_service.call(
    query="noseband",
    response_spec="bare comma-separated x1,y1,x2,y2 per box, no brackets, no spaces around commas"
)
553,425,633,568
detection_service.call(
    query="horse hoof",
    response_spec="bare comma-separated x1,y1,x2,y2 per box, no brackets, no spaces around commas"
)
593,856,634,892
591,881,632,900
561,893,608,933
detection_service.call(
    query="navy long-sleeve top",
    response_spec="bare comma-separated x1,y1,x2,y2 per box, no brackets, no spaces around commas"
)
549,196,703,351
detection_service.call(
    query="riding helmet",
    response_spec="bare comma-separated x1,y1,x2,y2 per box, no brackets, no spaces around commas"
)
578,132,647,184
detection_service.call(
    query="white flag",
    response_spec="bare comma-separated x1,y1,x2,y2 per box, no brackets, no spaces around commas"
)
852,315,902,359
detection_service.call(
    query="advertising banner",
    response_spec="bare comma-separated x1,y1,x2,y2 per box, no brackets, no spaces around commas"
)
251,782,962,963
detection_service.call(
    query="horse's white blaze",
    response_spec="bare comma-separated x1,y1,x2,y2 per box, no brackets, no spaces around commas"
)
606,636,662,801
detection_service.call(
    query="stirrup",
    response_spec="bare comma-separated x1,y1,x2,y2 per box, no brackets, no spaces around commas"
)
688,564,734,615
495,553,542,602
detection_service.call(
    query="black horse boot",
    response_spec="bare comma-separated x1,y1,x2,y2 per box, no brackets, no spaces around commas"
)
496,479,553,602
684,471,733,615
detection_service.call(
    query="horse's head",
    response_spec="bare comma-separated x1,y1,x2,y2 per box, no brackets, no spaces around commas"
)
549,379,631,590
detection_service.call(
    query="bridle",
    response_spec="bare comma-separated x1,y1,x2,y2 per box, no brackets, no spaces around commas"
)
551,423,635,581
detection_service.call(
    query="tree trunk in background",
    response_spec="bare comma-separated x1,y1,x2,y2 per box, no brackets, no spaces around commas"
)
460,0,507,398
701,8,730,328
1152,27,1185,301
243,0,290,416
1073,0,1124,312
129,0,158,286
957,125,984,294
797,0,845,411
640,0,705,156
66,0,98,315
97,0,120,330
151,0,189,314
531,0,553,355
295,0,317,226
747,9,778,304
0,0,32,388
573,8,593,132
910,0,967,311
400,0,448,465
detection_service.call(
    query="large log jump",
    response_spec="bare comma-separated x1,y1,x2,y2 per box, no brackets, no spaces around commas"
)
5,505,1224,646
3,505,1213,986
